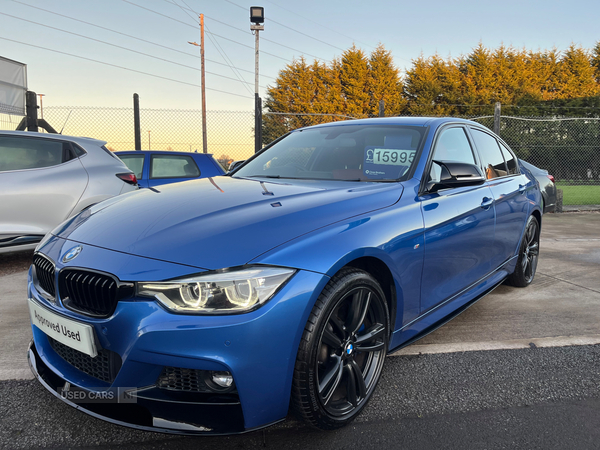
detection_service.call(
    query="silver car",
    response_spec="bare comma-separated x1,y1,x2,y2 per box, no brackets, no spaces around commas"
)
0,131,138,254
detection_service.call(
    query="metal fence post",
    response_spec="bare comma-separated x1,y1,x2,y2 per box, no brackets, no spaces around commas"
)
379,100,385,117
556,189,563,213
26,91,38,132
493,102,501,135
133,93,141,150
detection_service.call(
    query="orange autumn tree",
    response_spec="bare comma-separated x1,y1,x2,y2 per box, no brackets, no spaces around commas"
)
263,41,600,141
263,44,403,143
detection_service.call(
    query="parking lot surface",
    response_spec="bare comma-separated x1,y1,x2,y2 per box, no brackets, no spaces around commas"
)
0,212,599,448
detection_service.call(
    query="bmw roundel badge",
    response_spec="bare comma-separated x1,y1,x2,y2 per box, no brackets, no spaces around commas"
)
62,245,83,263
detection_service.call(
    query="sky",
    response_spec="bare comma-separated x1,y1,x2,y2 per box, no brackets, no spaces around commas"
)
1,0,599,113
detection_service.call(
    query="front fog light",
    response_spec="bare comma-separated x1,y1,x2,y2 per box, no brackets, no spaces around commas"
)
211,371,234,388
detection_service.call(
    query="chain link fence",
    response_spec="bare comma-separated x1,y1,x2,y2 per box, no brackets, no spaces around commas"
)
493,116,600,206
1,106,599,206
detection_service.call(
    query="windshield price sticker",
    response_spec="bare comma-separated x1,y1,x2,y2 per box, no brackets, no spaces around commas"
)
368,148,416,166
363,147,416,179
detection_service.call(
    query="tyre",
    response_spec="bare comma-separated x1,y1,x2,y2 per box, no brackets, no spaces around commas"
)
291,268,390,430
506,215,540,287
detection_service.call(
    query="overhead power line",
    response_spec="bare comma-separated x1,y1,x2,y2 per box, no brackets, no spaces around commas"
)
0,12,268,89
9,0,276,80
169,0,253,95
122,0,289,62
221,0,413,65
206,27,254,95
0,36,253,98
261,0,376,50
161,0,327,61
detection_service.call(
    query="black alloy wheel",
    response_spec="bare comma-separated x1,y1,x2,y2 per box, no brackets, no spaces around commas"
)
292,268,389,429
507,215,540,287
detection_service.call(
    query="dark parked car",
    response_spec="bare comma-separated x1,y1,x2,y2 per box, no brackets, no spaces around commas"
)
115,150,225,188
28,117,542,435
519,160,556,213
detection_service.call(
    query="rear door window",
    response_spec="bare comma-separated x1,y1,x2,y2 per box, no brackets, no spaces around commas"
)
119,154,145,179
150,155,200,179
470,129,508,179
499,143,519,175
0,136,71,172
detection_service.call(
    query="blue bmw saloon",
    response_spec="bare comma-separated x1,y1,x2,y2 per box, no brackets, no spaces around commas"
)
27,117,542,434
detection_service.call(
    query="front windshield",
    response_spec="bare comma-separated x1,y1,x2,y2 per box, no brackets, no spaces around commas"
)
235,124,426,182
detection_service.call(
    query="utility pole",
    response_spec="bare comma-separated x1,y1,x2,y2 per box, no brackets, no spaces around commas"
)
188,13,208,154
250,7,264,153
38,94,45,120
200,14,207,154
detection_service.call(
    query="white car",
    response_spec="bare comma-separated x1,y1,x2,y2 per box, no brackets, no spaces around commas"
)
0,131,138,254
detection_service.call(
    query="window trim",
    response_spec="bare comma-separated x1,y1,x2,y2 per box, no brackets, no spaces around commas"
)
0,135,82,173
118,153,146,180
149,154,201,180
72,143,88,158
498,141,520,176
467,126,519,180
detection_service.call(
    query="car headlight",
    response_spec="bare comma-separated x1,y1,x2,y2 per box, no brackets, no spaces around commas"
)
137,266,296,314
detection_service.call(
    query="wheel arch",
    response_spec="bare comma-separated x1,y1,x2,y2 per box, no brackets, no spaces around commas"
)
531,208,542,230
340,256,398,336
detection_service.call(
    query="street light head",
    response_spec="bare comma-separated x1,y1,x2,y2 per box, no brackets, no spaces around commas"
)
250,6,264,24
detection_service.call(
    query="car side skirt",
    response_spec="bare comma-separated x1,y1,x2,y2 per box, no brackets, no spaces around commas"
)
389,255,517,351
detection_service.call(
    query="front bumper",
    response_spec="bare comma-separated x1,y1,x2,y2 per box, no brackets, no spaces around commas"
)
28,340,249,435
28,237,329,434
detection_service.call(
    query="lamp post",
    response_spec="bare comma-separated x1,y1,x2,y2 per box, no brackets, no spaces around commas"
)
250,6,264,153
148,130,151,150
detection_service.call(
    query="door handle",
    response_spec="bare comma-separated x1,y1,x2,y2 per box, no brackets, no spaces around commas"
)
481,197,494,209
519,184,527,193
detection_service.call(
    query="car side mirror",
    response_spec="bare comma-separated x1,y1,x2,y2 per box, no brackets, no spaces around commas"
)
427,161,485,193
228,160,245,172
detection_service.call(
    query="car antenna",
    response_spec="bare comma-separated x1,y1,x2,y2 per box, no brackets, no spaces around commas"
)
59,110,73,134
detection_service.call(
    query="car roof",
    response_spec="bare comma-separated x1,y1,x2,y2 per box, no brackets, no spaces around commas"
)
0,130,107,146
295,116,479,131
115,150,215,156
